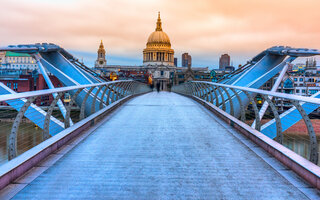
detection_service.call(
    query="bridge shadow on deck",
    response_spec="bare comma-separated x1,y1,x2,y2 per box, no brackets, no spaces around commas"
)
8,92,313,199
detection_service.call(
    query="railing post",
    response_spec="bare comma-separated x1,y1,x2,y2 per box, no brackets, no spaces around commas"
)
212,86,219,107
195,82,202,98
243,91,261,131
230,88,246,122
43,92,64,141
80,86,95,120
8,96,36,160
114,82,123,101
91,85,105,114
99,84,109,109
291,100,318,164
192,82,199,97
217,87,226,111
198,83,206,99
201,83,210,101
203,83,211,102
111,83,119,103
190,83,197,96
128,82,135,95
120,82,127,98
123,82,132,96
198,83,205,98
130,82,139,94
221,87,234,116
262,95,283,143
121,82,130,97
208,85,215,104
65,88,84,128
106,84,115,106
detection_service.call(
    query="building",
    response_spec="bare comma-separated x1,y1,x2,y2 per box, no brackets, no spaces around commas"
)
219,54,230,70
0,51,38,71
174,57,177,67
224,66,235,73
143,12,174,66
182,53,191,67
0,51,63,106
174,67,211,84
260,60,320,111
92,12,211,89
142,12,176,90
94,40,107,68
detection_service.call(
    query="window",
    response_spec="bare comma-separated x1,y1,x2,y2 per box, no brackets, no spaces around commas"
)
309,90,318,95
283,79,293,88
302,89,306,93
13,83,18,91
296,89,300,93
294,78,297,81
6,82,11,88
161,71,164,76
299,78,303,82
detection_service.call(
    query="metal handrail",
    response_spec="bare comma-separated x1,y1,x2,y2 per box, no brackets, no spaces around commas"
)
0,80,133,102
192,81,320,105
0,80,151,161
172,81,320,164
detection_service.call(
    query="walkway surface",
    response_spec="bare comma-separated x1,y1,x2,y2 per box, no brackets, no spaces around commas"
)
11,92,310,199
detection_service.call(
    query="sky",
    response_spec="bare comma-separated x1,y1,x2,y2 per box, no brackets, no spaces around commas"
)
1,0,320,68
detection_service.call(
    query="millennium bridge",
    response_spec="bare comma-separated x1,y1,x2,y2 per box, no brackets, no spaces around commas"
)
0,44,320,199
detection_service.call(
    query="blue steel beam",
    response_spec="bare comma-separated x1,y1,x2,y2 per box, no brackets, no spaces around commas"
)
216,46,319,118
261,92,320,138
0,83,64,135
0,43,112,136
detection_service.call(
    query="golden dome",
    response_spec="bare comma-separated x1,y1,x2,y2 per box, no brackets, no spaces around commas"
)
146,12,171,48
143,12,174,66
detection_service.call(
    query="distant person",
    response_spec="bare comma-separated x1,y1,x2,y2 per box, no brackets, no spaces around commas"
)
167,83,171,92
156,82,160,92
150,84,154,91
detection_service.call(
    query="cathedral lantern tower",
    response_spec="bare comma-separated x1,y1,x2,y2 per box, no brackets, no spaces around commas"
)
143,12,174,66
95,40,107,68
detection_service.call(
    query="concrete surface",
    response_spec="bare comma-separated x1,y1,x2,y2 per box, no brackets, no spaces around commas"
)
9,92,313,199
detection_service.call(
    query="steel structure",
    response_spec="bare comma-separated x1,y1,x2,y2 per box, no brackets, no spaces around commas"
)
214,46,320,139
0,43,127,136
0,80,151,160
0,44,319,162
172,81,319,164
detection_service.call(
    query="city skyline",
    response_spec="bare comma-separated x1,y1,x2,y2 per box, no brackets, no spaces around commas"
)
1,0,320,67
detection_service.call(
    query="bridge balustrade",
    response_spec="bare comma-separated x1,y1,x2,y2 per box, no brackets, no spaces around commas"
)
172,81,320,165
0,81,151,165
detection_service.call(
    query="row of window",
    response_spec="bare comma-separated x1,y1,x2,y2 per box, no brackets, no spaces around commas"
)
1,64,37,69
5,57,35,63
7,82,18,91
295,89,319,94
293,77,319,82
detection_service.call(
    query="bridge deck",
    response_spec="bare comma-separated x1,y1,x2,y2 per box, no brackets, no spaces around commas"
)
11,92,310,199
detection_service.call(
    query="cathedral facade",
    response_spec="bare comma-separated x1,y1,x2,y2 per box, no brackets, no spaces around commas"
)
143,12,176,91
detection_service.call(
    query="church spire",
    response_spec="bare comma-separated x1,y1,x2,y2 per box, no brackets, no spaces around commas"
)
155,12,162,31
99,40,104,49
98,40,105,54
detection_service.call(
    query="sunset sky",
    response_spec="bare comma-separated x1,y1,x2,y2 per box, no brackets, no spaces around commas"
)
1,0,320,68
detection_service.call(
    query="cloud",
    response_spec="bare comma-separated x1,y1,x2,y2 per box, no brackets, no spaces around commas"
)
0,0,319,67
